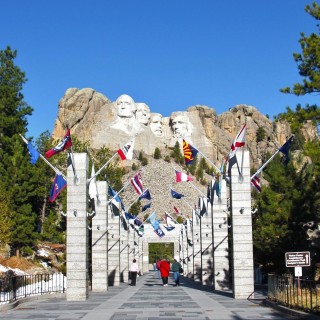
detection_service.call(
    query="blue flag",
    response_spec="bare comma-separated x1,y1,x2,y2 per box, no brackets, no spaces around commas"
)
139,188,151,200
49,174,67,202
27,142,40,165
279,136,294,165
147,211,165,238
142,202,151,212
170,188,184,199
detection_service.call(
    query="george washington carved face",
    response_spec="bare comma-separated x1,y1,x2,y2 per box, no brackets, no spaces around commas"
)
115,94,137,118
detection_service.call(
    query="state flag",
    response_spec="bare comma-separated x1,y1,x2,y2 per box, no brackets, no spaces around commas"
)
117,139,135,160
45,129,72,158
175,169,193,182
49,174,67,202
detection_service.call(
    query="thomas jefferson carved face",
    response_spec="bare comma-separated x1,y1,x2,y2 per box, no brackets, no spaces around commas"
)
115,94,136,118
150,113,163,137
136,103,151,125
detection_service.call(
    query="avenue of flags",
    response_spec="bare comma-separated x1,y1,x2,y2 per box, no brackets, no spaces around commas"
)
20,123,295,239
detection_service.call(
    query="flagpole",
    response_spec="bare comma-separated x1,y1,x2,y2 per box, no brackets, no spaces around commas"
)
70,146,80,185
187,181,207,198
250,149,280,179
107,180,131,204
20,134,67,181
88,152,118,184
194,148,221,174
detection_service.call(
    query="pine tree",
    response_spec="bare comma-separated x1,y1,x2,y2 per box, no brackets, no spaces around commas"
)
0,46,39,256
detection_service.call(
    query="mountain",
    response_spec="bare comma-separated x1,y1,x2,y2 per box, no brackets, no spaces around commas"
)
51,88,319,171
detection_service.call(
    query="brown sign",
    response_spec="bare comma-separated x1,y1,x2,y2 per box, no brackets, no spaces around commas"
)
285,251,310,267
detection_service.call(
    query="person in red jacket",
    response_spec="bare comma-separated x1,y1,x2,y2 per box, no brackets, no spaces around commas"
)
159,259,170,286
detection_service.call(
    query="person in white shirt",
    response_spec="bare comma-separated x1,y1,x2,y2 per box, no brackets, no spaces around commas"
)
129,259,139,286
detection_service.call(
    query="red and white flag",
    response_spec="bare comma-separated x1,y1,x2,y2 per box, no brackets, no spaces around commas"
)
251,174,261,193
45,129,72,159
117,139,135,160
131,171,143,195
228,124,246,159
175,169,193,182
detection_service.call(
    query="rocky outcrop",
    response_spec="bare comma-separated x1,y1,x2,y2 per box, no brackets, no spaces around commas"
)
51,88,319,170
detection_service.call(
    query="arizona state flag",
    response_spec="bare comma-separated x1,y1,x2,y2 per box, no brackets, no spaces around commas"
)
183,139,198,165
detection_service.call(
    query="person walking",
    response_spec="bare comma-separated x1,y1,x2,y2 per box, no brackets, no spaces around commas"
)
159,258,170,286
129,259,139,286
171,259,182,286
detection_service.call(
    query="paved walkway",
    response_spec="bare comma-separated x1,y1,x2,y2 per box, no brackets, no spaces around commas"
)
0,271,313,320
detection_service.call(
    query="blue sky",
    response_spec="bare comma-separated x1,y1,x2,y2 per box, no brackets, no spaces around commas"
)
1,0,318,139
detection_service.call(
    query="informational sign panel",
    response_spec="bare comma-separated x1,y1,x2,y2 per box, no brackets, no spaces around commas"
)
285,251,310,267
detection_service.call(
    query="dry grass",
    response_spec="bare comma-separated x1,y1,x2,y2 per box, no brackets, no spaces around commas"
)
0,256,36,271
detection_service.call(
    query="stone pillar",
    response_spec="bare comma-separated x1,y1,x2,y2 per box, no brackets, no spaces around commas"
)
212,179,230,290
142,238,149,273
186,216,194,277
119,221,129,283
67,153,89,301
230,150,254,299
201,200,213,286
138,236,143,274
107,205,120,286
193,209,202,282
182,224,188,275
91,181,108,292
128,227,135,269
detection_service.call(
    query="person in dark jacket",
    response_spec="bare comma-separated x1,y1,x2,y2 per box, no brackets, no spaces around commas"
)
171,259,182,286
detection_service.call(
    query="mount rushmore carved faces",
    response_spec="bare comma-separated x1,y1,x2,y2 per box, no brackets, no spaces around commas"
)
116,94,137,118
150,113,163,137
170,112,192,138
136,103,151,126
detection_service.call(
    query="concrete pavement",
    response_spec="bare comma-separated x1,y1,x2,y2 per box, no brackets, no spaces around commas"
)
0,271,313,320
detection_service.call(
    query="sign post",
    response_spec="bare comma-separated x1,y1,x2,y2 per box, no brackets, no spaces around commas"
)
285,251,311,301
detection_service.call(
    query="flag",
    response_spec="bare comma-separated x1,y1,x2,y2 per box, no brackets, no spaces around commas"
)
27,142,40,165
251,174,261,193
173,204,180,214
67,152,76,176
228,124,246,159
183,139,198,165
198,196,207,216
117,139,135,160
88,165,99,202
175,169,193,182
108,186,124,216
49,174,67,202
170,188,184,199
142,202,151,212
163,212,175,231
139,188,151,200
148,212,165,238
45,129,72,158
131,171,143,195
279,135,294,165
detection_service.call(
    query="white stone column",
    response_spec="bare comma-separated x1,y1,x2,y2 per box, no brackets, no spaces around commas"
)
142,238,149,273
138,236,143,274
67,153,89,301
213,179,230,290
201,201,213,286
119,221,129,283
186,216,194,278
230,150,254,299
91,181,108,292
107,205,120,286
193,210,202,282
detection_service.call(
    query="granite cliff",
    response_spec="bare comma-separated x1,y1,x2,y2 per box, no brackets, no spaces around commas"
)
51,88,318,170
